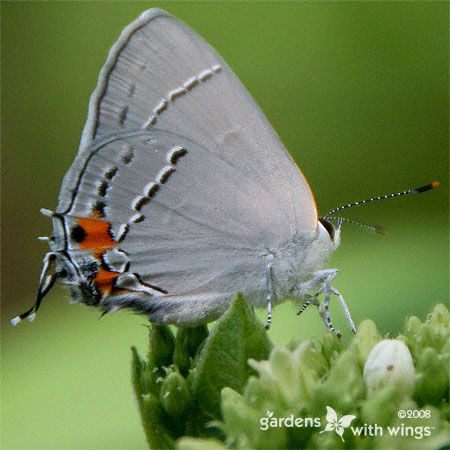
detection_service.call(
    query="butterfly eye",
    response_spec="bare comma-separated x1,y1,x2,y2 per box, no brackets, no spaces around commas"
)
319,218,335,241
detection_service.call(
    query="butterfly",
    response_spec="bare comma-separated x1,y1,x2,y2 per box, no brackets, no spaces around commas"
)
12,9,438,334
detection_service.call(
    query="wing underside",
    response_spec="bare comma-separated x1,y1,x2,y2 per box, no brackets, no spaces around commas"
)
60,8,317,232
53,9,318,316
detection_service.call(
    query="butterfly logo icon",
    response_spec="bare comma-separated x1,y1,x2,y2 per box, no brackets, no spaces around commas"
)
320,406,356,442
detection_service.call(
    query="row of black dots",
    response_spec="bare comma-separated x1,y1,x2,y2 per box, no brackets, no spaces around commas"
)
116,146,188,242
141,64,222,129
92,166,119,217
92,144,132,217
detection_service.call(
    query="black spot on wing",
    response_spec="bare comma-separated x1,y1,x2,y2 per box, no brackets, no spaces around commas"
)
105,167,118,180
71,225,86,243
98,180,109,197
93,200,106,217
159,167,175,184
119,106,129,125
169,148,188,165
134,197,150,212
146,184,160,198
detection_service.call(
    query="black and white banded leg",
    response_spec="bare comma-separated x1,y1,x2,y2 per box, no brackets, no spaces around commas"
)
295,269,334,314
317,276,341,337
297,283,327,315
331,286,356,334
293,268,356,336
296,294,319,316
264,262,273,330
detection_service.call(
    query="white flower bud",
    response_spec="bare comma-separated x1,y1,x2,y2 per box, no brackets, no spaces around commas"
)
363,339,415,397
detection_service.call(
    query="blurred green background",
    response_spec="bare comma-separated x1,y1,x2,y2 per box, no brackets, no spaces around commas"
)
1,1,448,449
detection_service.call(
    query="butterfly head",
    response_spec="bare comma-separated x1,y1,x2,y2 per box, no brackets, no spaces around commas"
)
318,217,341,248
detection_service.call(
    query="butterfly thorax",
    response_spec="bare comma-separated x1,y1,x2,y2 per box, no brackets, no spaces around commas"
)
268,221,339,302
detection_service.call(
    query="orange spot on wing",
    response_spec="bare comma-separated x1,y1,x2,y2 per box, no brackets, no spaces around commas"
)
74,216,124,297
77,217,117,250
94,268,119,296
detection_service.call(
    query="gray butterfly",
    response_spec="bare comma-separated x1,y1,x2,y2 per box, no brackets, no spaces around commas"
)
13,9,437,334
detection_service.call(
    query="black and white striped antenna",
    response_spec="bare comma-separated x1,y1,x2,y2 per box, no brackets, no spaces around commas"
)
322,181,440,220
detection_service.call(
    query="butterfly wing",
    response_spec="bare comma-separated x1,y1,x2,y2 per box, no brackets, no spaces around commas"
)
59,131,269,306
54,9,319,324
60,8,317,232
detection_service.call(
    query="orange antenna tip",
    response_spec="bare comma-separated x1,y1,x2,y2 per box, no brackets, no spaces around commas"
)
431,180,440,189
415,181,440,193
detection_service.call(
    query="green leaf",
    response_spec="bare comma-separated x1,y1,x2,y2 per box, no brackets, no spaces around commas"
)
429,303,450,332
415,347,449,406
310,350,364,416
187,294,272,435
141,393,176,449
148,324,175,368
176,437,227,450
131,347,177,449
132,301,449,449
350,319,382,367
221,387,287,449
174,325,209,376
131,346,145,399
361,384,403,426
315,332,343,365
160,371,191,417
140,361,159,396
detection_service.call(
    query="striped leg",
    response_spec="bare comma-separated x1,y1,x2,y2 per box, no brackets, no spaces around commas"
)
297,294,318,315
331,287,356,334
293,269,354,336
294,269,335,315
264,262,273,330
317,278,341,337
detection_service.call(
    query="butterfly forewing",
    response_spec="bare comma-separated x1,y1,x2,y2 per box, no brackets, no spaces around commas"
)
60,9,317,234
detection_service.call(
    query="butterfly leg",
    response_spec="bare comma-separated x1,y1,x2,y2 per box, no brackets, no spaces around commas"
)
297,293,320,315
294,269,355,335
331,286,356,334
264,262,273,330
317,277,341,337
295,269,336,313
